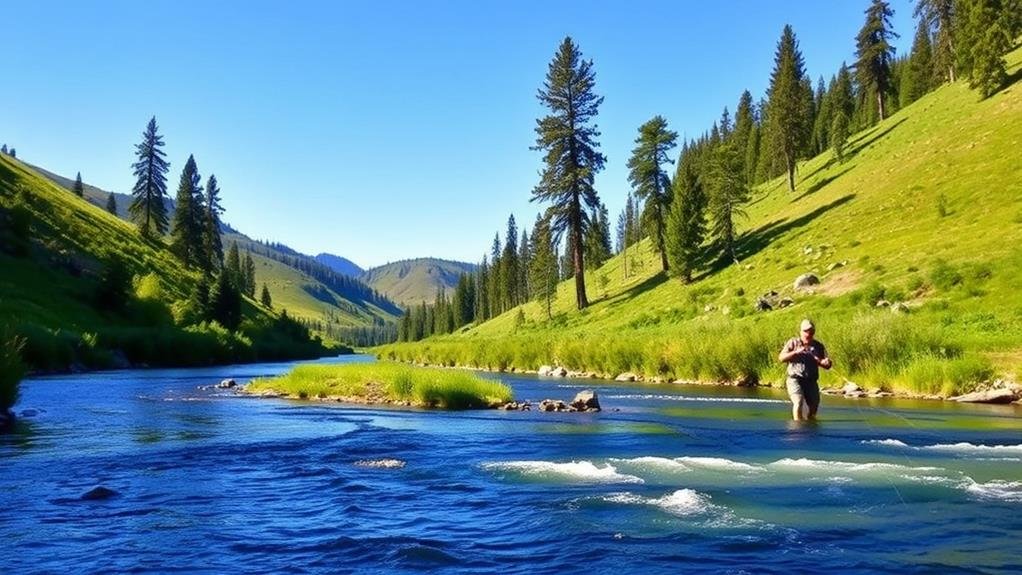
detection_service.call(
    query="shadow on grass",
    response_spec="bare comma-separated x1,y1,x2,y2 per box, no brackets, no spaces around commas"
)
601,272,670,307
793,165,855,201
845,117,907,158
736,193,857,263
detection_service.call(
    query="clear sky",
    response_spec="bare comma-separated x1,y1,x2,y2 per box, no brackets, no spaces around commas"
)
4,1,914,269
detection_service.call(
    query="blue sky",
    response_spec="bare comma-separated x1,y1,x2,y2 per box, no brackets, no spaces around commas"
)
4,1,914,268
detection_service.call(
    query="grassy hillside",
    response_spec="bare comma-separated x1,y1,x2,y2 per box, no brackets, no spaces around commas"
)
363,258,477,306
378,46,1022,396
0,153,333,371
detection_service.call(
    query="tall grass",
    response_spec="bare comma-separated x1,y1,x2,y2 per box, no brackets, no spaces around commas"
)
247,362,513,409
1,332,26,412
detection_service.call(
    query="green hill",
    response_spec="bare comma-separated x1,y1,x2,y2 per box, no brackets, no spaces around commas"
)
363,258,477,307
0,153,335,371
379,46,1022,396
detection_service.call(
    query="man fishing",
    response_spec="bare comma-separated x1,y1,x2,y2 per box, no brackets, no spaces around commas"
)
778,319,832,421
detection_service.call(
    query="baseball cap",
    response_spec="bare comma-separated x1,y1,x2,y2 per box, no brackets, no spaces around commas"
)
800,319,815,331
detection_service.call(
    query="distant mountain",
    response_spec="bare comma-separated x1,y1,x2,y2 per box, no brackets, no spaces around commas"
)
315,253,364,277
362,258,477,307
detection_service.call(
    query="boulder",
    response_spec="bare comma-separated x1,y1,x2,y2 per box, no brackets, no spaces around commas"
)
845,390,868,399
615,372,638,382
539,399,569,412
81,486,118,501
875,300,891,308
551,366,568,378
793,273,819,291
538,365,554,376
778,297,795,309
842,382,864,394
950,388,1018,404
217,379,237,389
890,302,910,314
827,261,846,272
755,297,773,312
571,390,601,412
703,304,716,313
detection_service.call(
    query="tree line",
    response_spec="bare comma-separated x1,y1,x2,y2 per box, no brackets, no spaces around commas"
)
397,0,1021,342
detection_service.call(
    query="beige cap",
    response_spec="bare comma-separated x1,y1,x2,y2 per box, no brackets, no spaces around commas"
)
800,319,815,331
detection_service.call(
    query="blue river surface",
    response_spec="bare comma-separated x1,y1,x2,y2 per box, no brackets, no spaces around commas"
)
2,354,1021,574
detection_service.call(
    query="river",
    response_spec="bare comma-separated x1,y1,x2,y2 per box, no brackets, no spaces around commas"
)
2,354,1020,573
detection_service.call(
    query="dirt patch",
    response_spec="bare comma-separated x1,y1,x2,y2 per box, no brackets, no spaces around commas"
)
816,268,862,297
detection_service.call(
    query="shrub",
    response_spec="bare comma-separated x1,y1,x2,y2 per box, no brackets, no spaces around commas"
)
930,260,962,291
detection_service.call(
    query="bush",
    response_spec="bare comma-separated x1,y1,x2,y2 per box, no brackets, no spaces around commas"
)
930,260,962,291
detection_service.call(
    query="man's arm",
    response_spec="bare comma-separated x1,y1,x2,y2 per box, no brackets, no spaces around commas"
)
814,344,833,369
778,339,802,363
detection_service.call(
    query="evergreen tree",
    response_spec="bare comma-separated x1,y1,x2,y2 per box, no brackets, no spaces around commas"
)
832,110,851,162
531,37,607,310
169,155,206,267
529,213,558,319
627,115,678,272
203,174,225,272
856,0,899,123
502,214,519,308
708,137,749,264
585,202,612,270
489,233,503,317
0,145,6,155
225,242,242,288
209,271,242,330
958,0,1012,98
518,226,531,302
766,25,812,192
665,150,707,283
129,117,170,238
243,252,257,297
105,193,117,215
733,91,757,167
260,283,272,308
9,149,15,158
903,19,936,107
915,0,957,83
476,256,490,322
72,172,84,197
813,76,835,154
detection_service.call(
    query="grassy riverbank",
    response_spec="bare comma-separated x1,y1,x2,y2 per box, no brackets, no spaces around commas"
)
378,46,1022,397
246,362,513,409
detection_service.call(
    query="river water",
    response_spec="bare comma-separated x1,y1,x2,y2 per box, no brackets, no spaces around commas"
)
2,355,1020,574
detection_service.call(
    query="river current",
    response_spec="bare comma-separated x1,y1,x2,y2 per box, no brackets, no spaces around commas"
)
2,355,1020,574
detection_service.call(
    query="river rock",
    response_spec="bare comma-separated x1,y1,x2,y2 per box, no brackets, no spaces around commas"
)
615,372,638,382
81,486,118,501
217,379,237,389
538,365,553,376
550,367,568,378
571,390,601,412
778,297,795,308
842,382,863,394
950,388,1018,404
793,273,819,291
539,399,569,412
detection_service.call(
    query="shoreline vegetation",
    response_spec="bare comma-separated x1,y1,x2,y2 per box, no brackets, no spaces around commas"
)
244,362,513,410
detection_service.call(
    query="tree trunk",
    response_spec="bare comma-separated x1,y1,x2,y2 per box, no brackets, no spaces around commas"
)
877,91,885,122
571,212,588,310
786,150,795,192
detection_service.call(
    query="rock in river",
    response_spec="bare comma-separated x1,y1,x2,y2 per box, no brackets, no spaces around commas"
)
950,388,1018,404
81,486,119,501
571,390,601,412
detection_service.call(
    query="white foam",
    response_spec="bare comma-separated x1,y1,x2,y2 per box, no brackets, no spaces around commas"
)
676,456,765,473
482,460,644,484
609,456,691,473
922,442,1022,455
768,458,943,474
354,458,406,469
604,489,714,516
963,479,1022,502
606,394,786,404
861,439,910,448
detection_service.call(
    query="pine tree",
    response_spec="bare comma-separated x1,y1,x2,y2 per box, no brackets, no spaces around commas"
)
129,117,170,239
203,174,225,272
903,19,936,107
856,0,899,123
766,25,812,192
105,193,117,215
489,233,503,317
243,252,256,297
9,149,15,158
209,271,241,330
260,283,272,308
72,172,84,198
708,137,749,264
585,202,612,270
502,214,519,308
627,116,678,272
832,110,851,162
958,0,1012,98
665,149,707,283
915,0,957,83
226,242,242,288
518,227,531,302
531,37,606,310
476,256,490,322
169,155,206,267
529,213,558,319
0,145,6,155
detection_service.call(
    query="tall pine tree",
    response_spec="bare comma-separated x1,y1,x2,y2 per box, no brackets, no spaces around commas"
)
902,18,935,107
708,132,749,264
169,155,206,267
203,174,225,272
531,37,606,310
627,115,678,272
665,146,707,283
129,117,170,238
766,25,812,192
72,172,84,197
855,0,899,123
915,0,957,83
529,213,558,320
243,252,257,298
105,193,117,215
957,0,1012,98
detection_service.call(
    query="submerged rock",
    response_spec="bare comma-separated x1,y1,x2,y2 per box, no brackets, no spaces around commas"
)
217,379,237,389
81,486,118,501
571,390,601,412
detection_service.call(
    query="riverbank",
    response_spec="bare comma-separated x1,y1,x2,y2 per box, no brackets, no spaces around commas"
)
243,362,513,409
